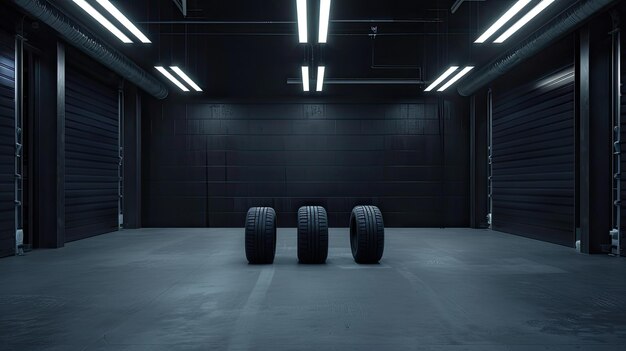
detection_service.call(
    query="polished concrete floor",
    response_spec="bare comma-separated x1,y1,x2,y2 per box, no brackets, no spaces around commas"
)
0,228,625,350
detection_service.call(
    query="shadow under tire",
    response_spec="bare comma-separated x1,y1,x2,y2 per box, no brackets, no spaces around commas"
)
350,205,384,264
297,206,329,264
245,207,277,264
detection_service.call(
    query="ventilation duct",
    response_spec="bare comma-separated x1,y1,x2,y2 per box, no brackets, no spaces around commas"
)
457,0,619,96
11,0,168,99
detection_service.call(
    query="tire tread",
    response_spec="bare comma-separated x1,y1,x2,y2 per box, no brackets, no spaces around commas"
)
297,206,328,263
245,207,277,264
350,205,384,263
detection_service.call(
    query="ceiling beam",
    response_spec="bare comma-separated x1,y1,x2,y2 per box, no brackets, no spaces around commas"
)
287,78,424,85
451,0,485,14
172,0,187,17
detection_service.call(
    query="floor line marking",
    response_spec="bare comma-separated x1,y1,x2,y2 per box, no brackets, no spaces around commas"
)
227,266,275,350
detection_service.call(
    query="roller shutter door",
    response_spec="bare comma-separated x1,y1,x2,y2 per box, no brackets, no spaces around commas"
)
0,30,14,257
65,66,119,242
492,66,576,246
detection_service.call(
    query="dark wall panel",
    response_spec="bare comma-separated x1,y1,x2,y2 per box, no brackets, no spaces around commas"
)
0,30,14,257
65,66,119,241
492,67,576,246
143,101,469,227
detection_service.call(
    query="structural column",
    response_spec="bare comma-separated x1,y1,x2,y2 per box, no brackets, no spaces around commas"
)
123,83,142,229
578,22,613,254
36,41,65,247
469,91,489,228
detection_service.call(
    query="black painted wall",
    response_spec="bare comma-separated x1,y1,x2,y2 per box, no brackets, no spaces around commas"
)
142,100,469,227
0,28,15,257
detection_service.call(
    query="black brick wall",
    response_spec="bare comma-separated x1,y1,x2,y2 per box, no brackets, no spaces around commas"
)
142,100,469,227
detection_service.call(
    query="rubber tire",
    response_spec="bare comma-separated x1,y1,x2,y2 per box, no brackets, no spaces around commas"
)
297,206,329,264
350,205,384,264
245,207,277,264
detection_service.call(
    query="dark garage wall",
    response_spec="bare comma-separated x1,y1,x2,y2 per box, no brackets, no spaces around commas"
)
142,100,469,227
0,29,15,257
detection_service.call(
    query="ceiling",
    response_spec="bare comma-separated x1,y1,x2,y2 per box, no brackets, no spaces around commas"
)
49,0,579,100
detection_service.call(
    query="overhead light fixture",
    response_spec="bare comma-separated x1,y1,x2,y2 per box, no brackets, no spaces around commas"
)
297,0,308,43
437,66,474,92
96,0,151,43
316,66,325,92
302,66,311,91
301,66,310,91
494,0,555,43
319,0,331,43
155,66,189,92
72,0,132,43
424,66,459,92
170,66,202,92
474,0,531,43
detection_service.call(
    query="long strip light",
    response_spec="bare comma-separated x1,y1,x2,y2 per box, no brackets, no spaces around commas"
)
72,0,132,43
155,66,189,92
297,0,308,43
301,66,310,92
96,0,151,43
319,0,331,43
437,66,474,92
316,66,325,92
474,0,531,43
494,0,555,43
424,66,459,92
170,66,202,92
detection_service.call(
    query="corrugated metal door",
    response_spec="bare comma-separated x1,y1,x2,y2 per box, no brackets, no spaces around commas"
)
65,66,119,242
0,30,15,257
491,66,576,246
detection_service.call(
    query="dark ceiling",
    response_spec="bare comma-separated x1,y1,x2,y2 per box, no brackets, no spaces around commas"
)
48,0,579,100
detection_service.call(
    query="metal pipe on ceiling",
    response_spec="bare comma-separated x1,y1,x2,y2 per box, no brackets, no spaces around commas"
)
11,0,169,100
287,78,424,85
158,32,470,37
370,38,421,70
172,0,187,17
451,0,486,14
457,0,620,96
136,19,443,24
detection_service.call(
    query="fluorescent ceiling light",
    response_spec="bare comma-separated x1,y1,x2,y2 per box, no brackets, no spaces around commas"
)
297,0,308,43
437,66,474,92
316,66,325,92
155,66,189,92
424,66,459,92
96,0,151,43
72,0,132,43
474,0,531,43
170,66,202,92
301,66,310,92
494,0,555,43
319,0,331,43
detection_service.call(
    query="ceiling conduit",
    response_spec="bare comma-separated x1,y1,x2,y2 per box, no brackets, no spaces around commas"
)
11,0,168,99
457,0,620,96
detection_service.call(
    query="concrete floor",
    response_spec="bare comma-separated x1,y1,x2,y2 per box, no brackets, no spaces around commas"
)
0,228,625,351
